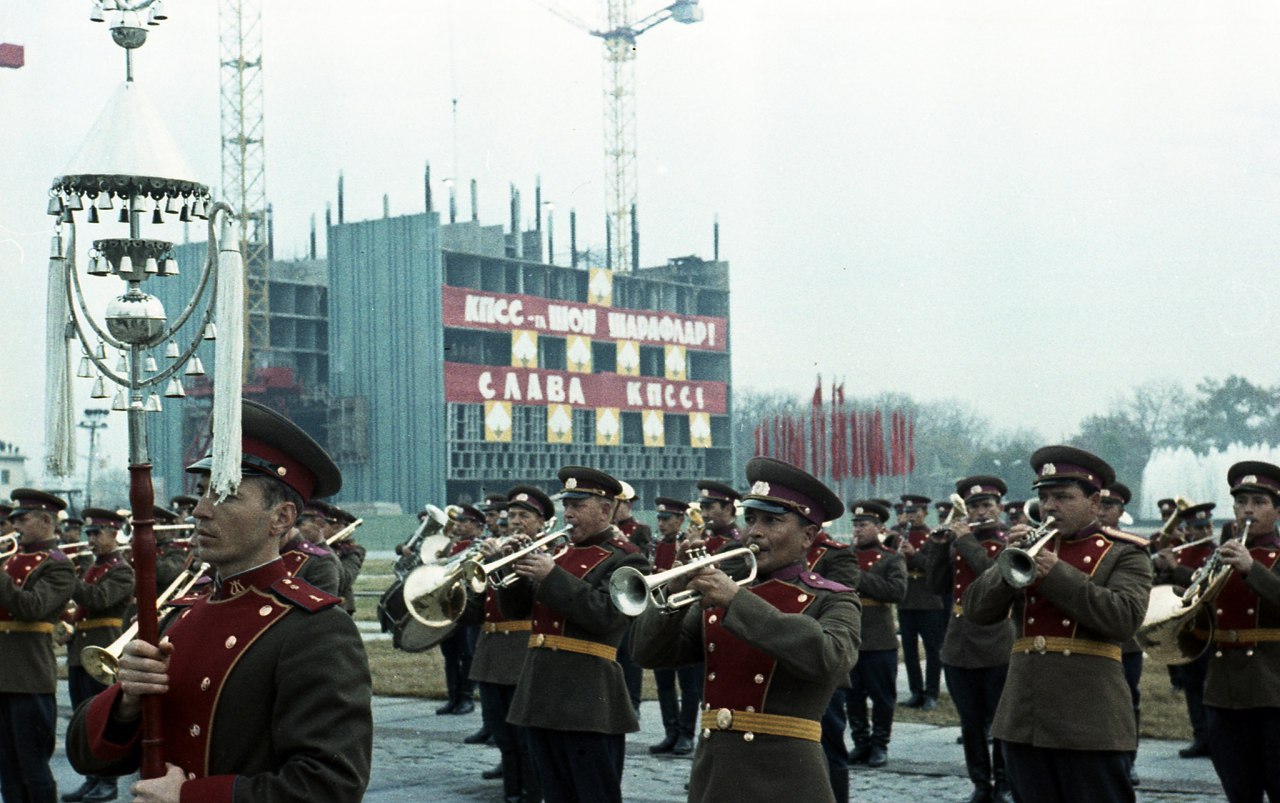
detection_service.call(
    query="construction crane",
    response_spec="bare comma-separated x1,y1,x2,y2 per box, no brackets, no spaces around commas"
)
219,0,268,373
535,0,702,272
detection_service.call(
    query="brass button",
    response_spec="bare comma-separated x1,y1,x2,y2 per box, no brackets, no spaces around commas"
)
187,772,196,780
1095,539,1105,547
715,708,733,729
534,634,546,647
224,636,237,649
753,674,765,684
702,728,711,738
200,677,211,691
1247,608,1255,615
1029,596,1036,603
1027,617,1035,624
189,724,201,737
707,643,715,652
708,672,716,681
1032,635,1047,653
259,605,273,616
1215,650,1223,658
708,614,718,624
1216,609,1224,616
1246,649,1255,657
1061,619,1070,627
1083,556,1092,564
797,594,807,603
745,706,755,712
743,732,754,742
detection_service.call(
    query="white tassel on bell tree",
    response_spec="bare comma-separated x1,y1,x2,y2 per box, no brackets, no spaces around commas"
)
210,210,244,498
44,227,75,476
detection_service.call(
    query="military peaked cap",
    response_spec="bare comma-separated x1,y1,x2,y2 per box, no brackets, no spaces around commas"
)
742,457,842,526
1029,445,1114,493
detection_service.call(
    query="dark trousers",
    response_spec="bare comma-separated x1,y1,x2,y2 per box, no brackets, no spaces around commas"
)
480,681,540,802
1205,705,1280,802
653,665,702,739
440,626,477,704
1175,651,1210,742
899,609,946,698
847,649,897,748
1121,650,1143,767
0,692,57,803
67,666,112,791
945,663,1008,791
1001,740,1134,803
617,630,643,714
525,727,624,803
820,688,849,803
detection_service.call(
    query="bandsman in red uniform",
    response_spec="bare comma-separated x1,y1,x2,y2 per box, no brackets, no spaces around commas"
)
0,501,15,538
67,399,372,801
152,505,191,597
696,480,741,552
844,500,907,769
1099,481,1148,787
497,466,648,803
1155,497,1189,549
62,508,135,803
436,504,485,717
631,457,861,803
0,489,75,803
965,445,1151,803
924,476,1015,803
168,494,198,521
1201,462,1280,801
470,485,551,801
897,493,946,711
61,513,92,575
647,497,703,758
329,504,366,618
613,482,653,559
277,503,341,596
481,492,509,538
807,508,862,802
935,499,954,525
1151,501,1215,759
1003,501,1027,530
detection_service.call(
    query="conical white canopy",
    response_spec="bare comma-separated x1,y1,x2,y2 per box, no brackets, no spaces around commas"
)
60,80,203,188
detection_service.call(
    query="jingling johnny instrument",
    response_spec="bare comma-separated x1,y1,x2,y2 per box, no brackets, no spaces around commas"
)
994,501,1059,589
610,544,759,616
1137,518,1250,665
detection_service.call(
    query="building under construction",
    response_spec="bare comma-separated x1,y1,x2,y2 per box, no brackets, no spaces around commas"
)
147,179,733,512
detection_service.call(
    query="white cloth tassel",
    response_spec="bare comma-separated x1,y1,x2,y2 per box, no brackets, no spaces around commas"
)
210,213,244,498
44,229,76,477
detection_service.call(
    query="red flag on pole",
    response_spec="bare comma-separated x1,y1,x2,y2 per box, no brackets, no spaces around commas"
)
907,411,916,474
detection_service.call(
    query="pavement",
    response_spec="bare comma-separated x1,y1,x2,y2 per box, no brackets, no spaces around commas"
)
49,679,1227,802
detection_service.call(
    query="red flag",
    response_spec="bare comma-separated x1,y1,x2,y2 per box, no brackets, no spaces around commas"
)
871,409,884,482
849,410,861,478
907,411,916,474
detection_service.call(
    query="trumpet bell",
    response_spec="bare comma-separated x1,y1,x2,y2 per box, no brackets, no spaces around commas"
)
81,644,121,685
609,566,654,617
997,547,1038,588
402,561,477,627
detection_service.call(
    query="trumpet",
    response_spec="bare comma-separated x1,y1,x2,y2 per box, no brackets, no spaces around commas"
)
59,541,93,558
0,533,17,560
994,502,1058,588
928,493,969,541
609,544,759,616
325,518,364,546
480,527,571,589
1170,535,1215,553
80,561,210,685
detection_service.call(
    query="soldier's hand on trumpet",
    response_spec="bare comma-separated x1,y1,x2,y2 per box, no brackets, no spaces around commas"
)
1032,545,1059,581
686,566,740,608
1219,536,1254,575
115,637,175,721
513,551,555,583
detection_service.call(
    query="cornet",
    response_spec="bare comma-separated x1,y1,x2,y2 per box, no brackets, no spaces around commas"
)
609,544,759,616
994,501,1058,588
481,527,572,589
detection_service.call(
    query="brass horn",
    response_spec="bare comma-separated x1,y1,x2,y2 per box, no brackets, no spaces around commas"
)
0,533,17,560
609,544,759,616
81,561,210,685
994,502,1058,588
480,527,571,590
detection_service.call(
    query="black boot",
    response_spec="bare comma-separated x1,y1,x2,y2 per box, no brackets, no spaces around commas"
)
482,761,503,780
435,698,458,715
966,785,993,803
464,727,492,744
901,692,924,708
649,732,677,754
867,744,888,768
453,696,476,715
83,778,119,802
850,742,871,764
672,733,694,755
62,778,97,803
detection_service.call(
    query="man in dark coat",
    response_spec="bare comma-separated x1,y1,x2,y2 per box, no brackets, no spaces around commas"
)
0,488,75,803
63,508,135,803
965,445,1151,803
498,466,648,803
631,457,860,803
66,399,372,802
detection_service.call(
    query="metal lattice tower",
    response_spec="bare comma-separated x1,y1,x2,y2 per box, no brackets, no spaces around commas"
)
601,0,636,272
219,0,268,372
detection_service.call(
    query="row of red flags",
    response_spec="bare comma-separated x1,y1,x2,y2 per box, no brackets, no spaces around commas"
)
751,379,916,482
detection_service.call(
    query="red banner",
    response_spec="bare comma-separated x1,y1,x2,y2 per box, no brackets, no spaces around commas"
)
444,362,727,414
442,285,727,351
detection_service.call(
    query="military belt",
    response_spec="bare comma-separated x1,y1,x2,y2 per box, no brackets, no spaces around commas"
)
700,708,821,742
528,633,617,661
1193,627,1280,645
484,620,532,634
75,618,124,631
0,621,55,634
1013,636,1120,661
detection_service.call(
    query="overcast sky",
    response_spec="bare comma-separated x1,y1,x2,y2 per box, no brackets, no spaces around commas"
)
2,1,1279,482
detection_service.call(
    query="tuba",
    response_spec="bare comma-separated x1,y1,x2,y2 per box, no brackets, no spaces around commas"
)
1137,519,1248,665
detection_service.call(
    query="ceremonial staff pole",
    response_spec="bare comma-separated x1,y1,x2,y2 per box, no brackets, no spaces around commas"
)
43,0,243,779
